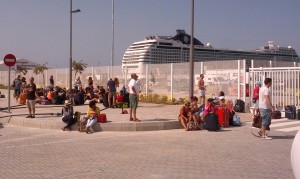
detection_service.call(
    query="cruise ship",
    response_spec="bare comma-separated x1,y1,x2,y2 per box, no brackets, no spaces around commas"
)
122,29,299,74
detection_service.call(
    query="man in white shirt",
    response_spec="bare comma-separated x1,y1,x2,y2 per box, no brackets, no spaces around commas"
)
259,78,275,140
128,73,141,122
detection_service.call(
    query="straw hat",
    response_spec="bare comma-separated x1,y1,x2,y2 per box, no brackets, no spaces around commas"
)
64,100,71,105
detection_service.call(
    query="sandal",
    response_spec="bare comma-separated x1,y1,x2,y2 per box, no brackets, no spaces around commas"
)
133,119,141,122
26,115,32,118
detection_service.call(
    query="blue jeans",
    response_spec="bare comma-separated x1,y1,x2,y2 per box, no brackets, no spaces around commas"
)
259,108,271,127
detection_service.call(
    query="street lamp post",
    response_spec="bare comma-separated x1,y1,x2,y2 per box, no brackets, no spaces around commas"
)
189,0,195,98
69,0,80,91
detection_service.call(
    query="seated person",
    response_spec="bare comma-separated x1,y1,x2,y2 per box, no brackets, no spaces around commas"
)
178,102,191,131
117,90,124,103
219,98,226,107
190,96,201,129
61,100,77,131
74,87,85,105
200,98,216,121
84,100,100,134
46,88,54,101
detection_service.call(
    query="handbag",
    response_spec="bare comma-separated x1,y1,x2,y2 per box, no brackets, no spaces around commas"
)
252,98,257,103
252,112,270,131
98,113,107,123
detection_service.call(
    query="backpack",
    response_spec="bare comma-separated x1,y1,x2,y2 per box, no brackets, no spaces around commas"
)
233,99,245,112
232,115,241,126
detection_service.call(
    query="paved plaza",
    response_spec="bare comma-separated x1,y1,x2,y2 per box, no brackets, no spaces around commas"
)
0,90,299,178
0,121,297,179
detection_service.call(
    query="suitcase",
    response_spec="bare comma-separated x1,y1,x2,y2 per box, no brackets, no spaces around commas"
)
98,113,107,123
285,105,296,119
204,113,220,131
215,107,229,127
272,111,282,119
19,93,27,105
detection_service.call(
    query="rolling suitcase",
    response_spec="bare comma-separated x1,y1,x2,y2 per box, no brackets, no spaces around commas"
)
272,111,282,119
285,105,296,119
204,113,220,131
215,107,229,127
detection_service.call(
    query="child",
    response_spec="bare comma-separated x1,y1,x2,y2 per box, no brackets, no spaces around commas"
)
200,98,216,122
190,96,201,129
117,90,124,103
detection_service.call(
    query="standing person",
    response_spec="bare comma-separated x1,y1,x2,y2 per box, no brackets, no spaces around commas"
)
198,74,206,105
128,73,140,122
74,76,82,90
259,78,274,140
13,75,22,103
253,81,262,116
26,77,37,118
61,100,76,131
107,78,117,108
88,77,93,90
49,75,54,88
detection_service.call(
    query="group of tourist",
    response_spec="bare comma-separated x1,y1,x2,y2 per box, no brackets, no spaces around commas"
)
12,73,141,134
185,74,274,140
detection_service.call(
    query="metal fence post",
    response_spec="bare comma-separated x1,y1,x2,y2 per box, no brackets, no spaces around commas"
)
146,64,148,95
238,60,241,99
171,63,173,99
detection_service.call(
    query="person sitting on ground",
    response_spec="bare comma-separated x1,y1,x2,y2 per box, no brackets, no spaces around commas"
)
74,87,85,105
61,100,77,131
85,100,100,134
219,98,227,107
47,88,55,101
117,90,124,103
190,96,201,129
200,98,216,122
178,102,192,131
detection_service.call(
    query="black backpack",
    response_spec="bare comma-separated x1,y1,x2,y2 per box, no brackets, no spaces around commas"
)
233,99,245,112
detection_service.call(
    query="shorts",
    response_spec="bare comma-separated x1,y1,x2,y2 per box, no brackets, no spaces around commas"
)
253,101,259,109
108,91,117,98
199,90,205,97
26,100,36,109
259,108,271,127
129,94,138,109
14,88,21,96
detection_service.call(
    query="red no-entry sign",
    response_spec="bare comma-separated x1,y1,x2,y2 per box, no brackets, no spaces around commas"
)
3,54,16,67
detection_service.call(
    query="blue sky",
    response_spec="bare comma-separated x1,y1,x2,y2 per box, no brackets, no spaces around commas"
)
1,0,299,67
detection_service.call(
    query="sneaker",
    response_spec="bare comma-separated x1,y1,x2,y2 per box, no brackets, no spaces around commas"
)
262,136,272,140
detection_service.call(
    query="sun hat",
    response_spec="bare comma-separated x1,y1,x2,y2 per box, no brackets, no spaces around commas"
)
64,100,71,105
256,81,262,85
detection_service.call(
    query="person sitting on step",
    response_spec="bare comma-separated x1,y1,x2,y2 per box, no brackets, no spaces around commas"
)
85,100,100,134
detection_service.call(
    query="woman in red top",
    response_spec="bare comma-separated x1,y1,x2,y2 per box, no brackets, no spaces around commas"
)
178,102,191,131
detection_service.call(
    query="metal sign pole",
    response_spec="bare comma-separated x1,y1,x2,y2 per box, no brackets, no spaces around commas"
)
8,66,11,113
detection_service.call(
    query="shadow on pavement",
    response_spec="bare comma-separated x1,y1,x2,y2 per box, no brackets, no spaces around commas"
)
271,135,295,140
0,122,3,129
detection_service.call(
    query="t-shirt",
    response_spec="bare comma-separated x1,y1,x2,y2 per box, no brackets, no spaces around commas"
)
26,83,36,100
117,95,124,102
87,106,100,118
259,86,271,109
128,79,138,94
14,79,22,89
107,80,116,92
